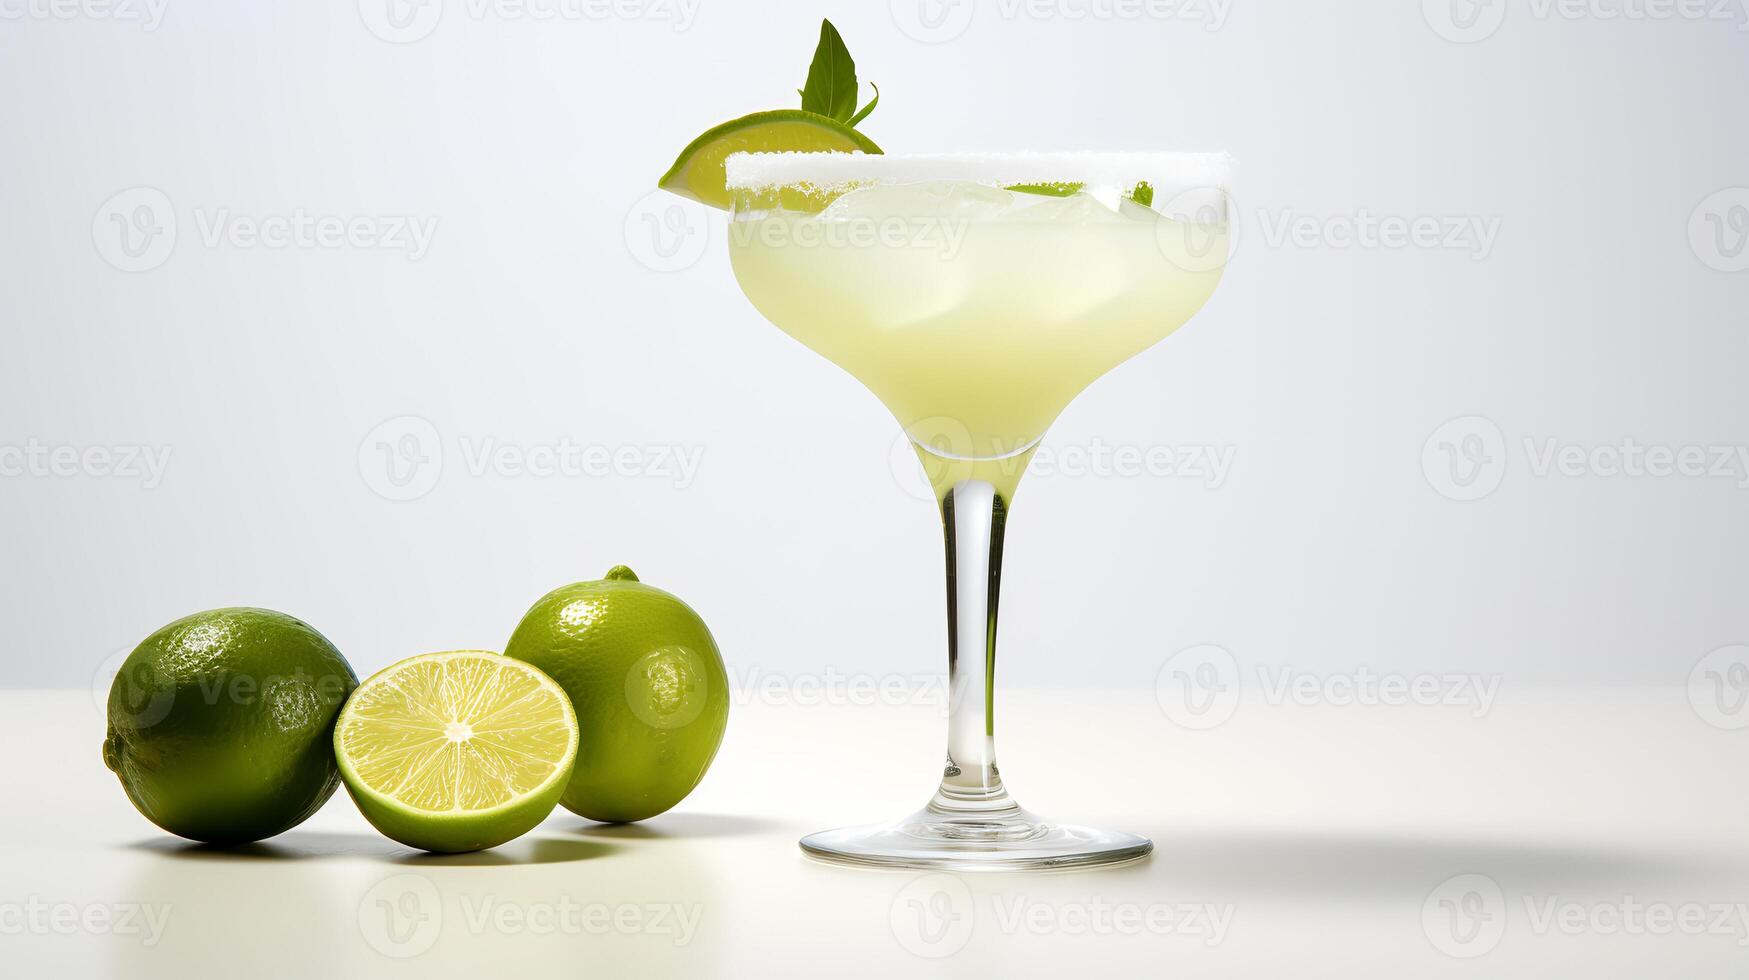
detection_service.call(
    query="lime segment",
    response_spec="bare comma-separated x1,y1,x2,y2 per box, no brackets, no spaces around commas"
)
658,108,881,210
334,651,578,853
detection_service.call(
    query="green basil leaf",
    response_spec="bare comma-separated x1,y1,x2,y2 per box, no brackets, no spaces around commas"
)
847,82,880,128
799,20,858,123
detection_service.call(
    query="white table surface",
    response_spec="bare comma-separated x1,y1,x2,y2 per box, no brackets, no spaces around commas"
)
6,685,1745,978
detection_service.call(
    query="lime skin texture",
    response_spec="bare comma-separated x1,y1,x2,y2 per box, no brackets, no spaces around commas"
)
506,567,730,823
102,608,358,845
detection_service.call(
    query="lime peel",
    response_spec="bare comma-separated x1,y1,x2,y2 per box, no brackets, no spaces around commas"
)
657,108,881,211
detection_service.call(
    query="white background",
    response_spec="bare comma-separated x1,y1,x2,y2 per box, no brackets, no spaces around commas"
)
4,0,1747,697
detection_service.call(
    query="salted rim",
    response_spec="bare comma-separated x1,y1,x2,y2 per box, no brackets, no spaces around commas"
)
722,151,1234,193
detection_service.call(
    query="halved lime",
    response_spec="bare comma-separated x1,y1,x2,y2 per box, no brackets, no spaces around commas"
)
658,108,881,210
334,651,579,853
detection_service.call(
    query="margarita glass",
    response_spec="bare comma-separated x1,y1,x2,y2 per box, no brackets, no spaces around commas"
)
726,151,1233,870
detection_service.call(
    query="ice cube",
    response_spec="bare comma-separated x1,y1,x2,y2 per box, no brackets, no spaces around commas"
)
997,190,1130,224
1117,196,1160,221
819,180,1145,225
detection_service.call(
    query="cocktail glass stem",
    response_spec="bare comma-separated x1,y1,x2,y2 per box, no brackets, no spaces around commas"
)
932,478,1017,818
795,452,1153,868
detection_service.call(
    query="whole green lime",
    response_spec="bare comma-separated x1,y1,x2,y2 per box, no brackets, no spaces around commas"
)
102,608,358,844
505,566,728,823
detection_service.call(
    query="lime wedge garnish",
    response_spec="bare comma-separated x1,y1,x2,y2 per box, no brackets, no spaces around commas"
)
1005,182,1085,197
334,650,578,853
658,108,881,210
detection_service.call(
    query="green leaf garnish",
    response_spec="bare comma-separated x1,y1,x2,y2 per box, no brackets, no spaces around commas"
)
1129,181,1155,208
800,20,859,123
1005,182,1085,197
847,82,879,128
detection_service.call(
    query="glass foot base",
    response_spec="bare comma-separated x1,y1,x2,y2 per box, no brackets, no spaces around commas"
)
799,805,1152,871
